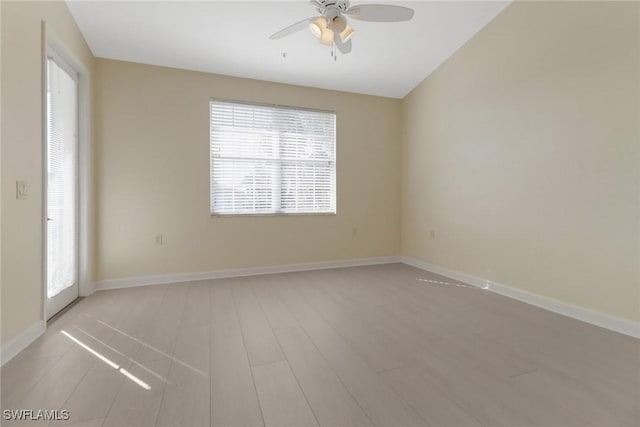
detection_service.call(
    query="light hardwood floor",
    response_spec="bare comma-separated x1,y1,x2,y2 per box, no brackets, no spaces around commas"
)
2,264,639,427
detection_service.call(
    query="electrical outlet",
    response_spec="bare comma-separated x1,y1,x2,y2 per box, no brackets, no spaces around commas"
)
429,229,435,239
352,227,357,237
16,181,28,200
155,234,163,245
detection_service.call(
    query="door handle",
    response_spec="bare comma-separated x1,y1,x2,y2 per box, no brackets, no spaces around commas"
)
47,218,53,221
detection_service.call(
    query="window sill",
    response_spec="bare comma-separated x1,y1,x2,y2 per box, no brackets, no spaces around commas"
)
211,212,336,218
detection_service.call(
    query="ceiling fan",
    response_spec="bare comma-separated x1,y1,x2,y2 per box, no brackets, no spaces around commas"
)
269,1,415,56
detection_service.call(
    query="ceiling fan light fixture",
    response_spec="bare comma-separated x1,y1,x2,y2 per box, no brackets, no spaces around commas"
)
330,15,347,34
310,16,334,46
340,26,354,43
320,27,334,46
309,17,326,38
269,2,415,56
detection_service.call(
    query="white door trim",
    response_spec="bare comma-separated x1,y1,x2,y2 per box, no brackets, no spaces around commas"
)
41,21,93,324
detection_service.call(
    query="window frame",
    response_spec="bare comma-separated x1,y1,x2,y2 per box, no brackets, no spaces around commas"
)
209,98,337,217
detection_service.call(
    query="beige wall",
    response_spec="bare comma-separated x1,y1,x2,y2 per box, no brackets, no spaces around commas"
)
401,1,640,322
94,59,401,281
1,1,94,345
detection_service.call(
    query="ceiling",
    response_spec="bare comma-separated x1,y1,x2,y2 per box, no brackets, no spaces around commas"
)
66,1,510,98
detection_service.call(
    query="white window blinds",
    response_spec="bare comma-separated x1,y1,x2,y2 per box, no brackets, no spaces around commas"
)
210,100,336,215
46,56,78,297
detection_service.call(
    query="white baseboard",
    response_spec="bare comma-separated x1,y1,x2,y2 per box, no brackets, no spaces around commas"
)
1,320,46,366
402,256,640,339
95,256,402,291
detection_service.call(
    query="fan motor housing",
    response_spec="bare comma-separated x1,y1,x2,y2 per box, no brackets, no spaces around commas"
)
317,1,350,13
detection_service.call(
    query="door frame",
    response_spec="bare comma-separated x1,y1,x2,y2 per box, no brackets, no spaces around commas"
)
41,21,93,322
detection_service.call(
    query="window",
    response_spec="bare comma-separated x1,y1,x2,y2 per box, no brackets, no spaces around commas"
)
46,54,78,298
210,100,336,215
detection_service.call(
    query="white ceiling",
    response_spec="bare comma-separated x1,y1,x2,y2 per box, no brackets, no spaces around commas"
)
66,1,510,98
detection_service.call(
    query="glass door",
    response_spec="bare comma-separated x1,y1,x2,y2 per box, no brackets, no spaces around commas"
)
45,54,79,319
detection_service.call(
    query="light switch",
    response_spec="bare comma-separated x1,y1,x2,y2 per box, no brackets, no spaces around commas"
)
16,181,28,200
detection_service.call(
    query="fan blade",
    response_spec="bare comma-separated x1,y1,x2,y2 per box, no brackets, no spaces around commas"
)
269,17,316,40
334,32,352,54
346,4,414,22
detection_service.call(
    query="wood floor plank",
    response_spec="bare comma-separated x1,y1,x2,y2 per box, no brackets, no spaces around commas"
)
232,278,285,366
312,269,489,383
329,267,538,379
252,360,319,427
253,274,373,427
48,285,172,427
51,365,124,426
379,364,484,427
98,285,175,427
275,276,426,427
538,329,640,402
65,417,105,427
251,275,299,330
171,282,210,375
155,362,210,427
102,356,171,427
0,355,62,410
439,363,595,427
296,275,413,373
115,284,168,342
2,345,96,427
81,285,168,367
137,282,189,360
155,281,211,427
210,282,264,427
513,367,639,427
273,327,373,427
